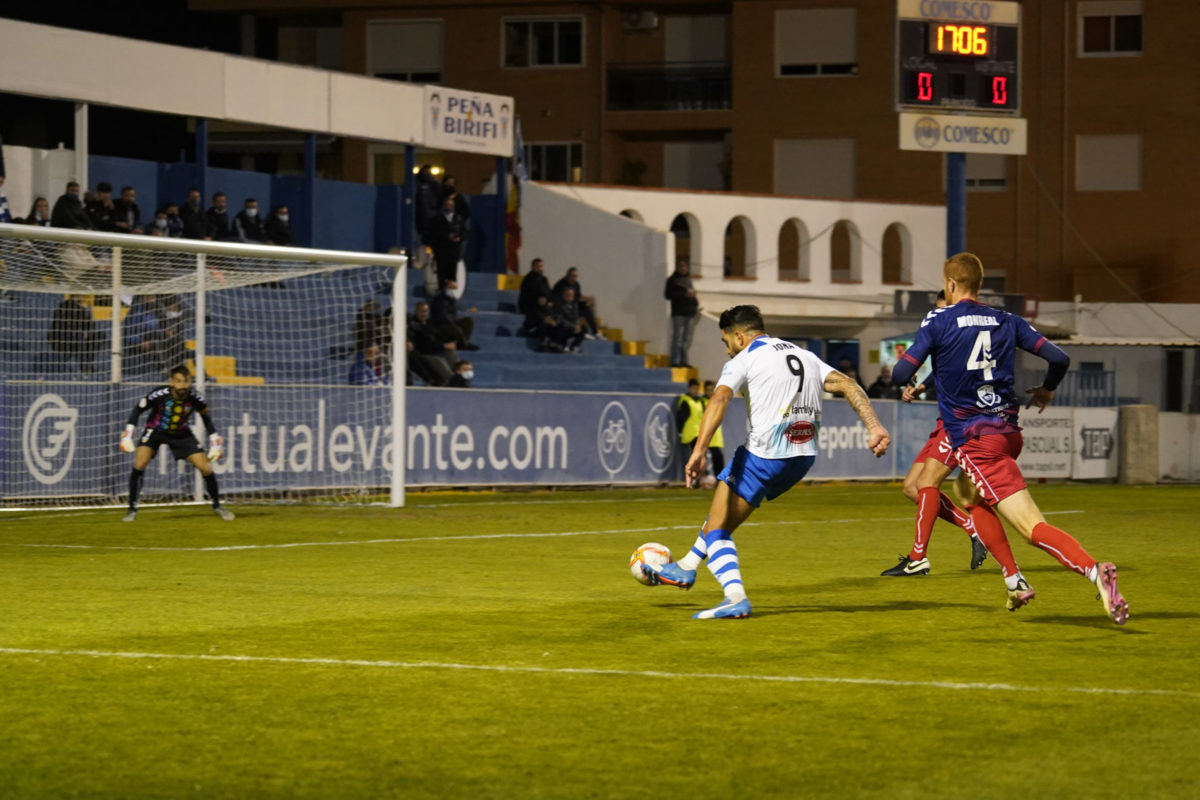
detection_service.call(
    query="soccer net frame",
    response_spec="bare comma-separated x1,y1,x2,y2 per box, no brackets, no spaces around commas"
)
0,222,407,510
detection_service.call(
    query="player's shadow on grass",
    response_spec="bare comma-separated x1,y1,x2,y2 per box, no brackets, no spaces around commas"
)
1021,615,1152,633
753,599,993,617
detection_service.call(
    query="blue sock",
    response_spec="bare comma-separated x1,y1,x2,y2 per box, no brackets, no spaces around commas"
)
704,529,745,601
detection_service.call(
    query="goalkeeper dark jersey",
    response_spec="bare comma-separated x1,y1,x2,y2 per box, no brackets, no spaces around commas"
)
128,386,217,437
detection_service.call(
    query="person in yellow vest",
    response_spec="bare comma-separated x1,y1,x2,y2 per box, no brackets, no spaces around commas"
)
675,379,705,484
703,379,726,478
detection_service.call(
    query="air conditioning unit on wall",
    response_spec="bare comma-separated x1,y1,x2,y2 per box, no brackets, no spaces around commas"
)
621,10,660,31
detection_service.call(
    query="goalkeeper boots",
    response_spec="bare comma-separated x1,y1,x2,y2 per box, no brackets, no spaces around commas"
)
1094,562,1130,625
122,509,137,523
969,535,990,570
1006,578,1036,611
880,555,930,577
212,505,235,521
641,561,696,589
693,597,751,620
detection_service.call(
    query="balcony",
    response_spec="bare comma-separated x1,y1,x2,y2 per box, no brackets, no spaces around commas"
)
606,62,731,112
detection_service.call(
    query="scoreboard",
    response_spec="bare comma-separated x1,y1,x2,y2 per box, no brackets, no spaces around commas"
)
895,1,1020,115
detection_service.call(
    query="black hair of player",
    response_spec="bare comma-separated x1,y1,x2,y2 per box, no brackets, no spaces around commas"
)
169,364,191,379
718,305,765,333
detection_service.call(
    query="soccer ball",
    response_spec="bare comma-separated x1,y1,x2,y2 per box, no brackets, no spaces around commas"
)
629,542,672,585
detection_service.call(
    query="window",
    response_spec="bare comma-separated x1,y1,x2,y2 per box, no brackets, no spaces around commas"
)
774,138,856,198
524,143,584,182
775,9,857,76
1078,1,1142,56
368,20,443,83
1076,134,1141,191
966,154,1008,191
504,18,583,68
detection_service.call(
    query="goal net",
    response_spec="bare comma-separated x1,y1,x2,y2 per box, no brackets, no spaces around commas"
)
0,223,407,510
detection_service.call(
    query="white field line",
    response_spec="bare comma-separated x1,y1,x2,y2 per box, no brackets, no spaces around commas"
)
3,510,1086,553
0,645,1192,700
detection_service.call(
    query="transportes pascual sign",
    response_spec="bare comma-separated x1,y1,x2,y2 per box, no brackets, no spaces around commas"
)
899,111,1027,154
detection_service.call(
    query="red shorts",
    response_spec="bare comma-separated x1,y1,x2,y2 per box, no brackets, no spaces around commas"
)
954,432,1027,505
914,419,959,469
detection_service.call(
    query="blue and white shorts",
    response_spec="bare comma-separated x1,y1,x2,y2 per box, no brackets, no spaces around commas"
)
718,447,815,507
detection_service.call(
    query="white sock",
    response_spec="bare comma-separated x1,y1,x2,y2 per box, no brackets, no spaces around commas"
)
1004,572,1028,591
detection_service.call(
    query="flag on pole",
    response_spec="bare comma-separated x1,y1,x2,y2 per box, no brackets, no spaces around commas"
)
504,118,527,274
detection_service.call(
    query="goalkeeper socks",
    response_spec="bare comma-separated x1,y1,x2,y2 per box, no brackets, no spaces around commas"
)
704,529,746,602
128,468,144,509
204,473,221,507
1031,522,1095,577
909,486,939,560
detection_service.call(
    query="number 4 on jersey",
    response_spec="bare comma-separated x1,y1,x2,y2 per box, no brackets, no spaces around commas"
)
967,330,996,380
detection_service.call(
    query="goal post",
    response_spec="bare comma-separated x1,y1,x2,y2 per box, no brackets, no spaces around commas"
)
0,222,408,510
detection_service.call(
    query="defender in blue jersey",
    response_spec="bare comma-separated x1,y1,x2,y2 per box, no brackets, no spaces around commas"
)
892,253,1128,624
641,305,890,619
119,364,233,522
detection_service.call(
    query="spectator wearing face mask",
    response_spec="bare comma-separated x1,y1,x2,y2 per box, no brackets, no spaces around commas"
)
205,192,230,241
27,197,51,227
233,198,266,243
265,205,294,246
113,186,142,233
52,182,91,229
149,209,171,237
162,203,184,238
447,359,474,388
86,182,120,232
180,189,209,240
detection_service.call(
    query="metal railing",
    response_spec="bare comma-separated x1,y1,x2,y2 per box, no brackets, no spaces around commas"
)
606,62,731,111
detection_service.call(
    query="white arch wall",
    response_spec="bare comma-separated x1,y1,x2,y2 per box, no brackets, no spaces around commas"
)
539,184,945,296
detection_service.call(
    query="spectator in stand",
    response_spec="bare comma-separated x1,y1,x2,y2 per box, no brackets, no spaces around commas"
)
665,257,699,367
413,165,440,248
113,186,142,233
425,193,468,289
122,296,162,374
205,192,230,241
27,197,51,227
447,359,474,388
47,294,103,374
148,209,170,237
85,182,119,232
549,286,587,353
430,279,479,351
52,182,91,229
265,205,294,246
354,299,385,355
232,198,266,243
155,294,192,368
162,203,184,238
441,175,471,229
349,342,389,386
407,301,455,385
180,189,209,240
867,365,900,400
522,294,556,343
518,257,553,325
553,266,602,339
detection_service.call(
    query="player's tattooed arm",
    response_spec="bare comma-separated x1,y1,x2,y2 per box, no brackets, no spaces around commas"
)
824,371,890,457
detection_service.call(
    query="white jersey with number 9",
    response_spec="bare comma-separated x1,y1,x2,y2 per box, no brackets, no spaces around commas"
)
717,335,835,459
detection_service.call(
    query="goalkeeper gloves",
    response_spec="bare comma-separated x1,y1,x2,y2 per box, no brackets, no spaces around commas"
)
119,425,136,453
207,433,224,462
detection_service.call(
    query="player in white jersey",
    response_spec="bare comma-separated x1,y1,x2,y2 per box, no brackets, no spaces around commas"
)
641,305,890,619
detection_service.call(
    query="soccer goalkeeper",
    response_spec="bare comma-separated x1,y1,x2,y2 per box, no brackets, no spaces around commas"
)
119,364,233,522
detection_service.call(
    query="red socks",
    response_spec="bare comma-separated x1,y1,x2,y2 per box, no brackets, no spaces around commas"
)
1031,522,1096,576
969,504,1019,578
909,487,975,561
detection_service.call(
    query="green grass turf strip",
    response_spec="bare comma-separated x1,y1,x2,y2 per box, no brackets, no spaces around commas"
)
2,484,1197,799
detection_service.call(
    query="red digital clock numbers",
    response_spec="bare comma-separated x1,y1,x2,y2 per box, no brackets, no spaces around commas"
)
929,24,990,56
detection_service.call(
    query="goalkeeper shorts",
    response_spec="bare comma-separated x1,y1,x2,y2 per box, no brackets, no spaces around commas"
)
138,429,204,461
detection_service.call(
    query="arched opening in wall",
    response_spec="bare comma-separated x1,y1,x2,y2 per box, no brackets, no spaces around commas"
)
778,218,810,281
830,220,861,283
882,223,912,284
671,213,701,273
619,209,643,222
723,216,755,278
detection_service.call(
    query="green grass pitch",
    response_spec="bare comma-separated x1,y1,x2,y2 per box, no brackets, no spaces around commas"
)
2,483,1198,799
